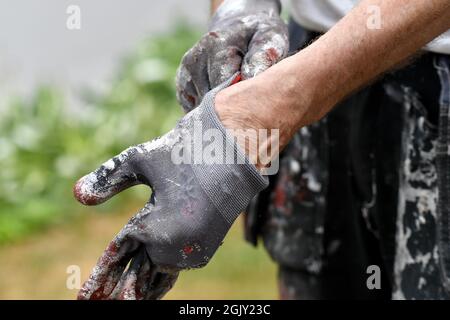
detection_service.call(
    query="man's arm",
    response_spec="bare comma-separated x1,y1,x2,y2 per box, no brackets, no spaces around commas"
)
216,0,450,159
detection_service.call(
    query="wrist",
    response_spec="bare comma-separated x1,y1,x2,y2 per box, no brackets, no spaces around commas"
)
256,48,340,128
214,75,290,170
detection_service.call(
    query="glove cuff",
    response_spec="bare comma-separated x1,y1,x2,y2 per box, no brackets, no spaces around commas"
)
190,77,269,225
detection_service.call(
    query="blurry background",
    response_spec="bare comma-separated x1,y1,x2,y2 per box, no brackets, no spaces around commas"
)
0,0,278,299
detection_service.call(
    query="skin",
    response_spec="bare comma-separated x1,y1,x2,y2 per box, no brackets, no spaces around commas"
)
215,0,450,165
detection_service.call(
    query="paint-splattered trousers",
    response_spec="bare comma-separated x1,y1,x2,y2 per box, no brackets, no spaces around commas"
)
245,20,450,299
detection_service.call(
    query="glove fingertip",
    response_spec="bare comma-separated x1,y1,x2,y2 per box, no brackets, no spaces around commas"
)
73,175,104,206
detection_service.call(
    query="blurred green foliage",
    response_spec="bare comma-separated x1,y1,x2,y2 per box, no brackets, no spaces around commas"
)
0,25,200,243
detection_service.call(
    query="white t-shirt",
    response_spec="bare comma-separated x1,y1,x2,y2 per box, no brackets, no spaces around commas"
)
290,0,450,54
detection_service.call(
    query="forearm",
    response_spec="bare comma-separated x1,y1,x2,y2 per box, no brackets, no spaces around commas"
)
216,0,450,154
284,0,450,126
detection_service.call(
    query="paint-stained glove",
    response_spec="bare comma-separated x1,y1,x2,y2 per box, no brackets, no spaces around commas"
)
74,77,268,300
176,0,288,112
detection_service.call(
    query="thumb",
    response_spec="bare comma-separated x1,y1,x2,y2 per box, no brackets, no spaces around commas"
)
74,146,143,205
241,25,289,79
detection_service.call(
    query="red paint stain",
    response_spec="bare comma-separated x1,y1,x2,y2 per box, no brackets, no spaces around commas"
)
208,31,219,38
90,290,107,300
183,92,196,106
265,48,280,64
106,241,119,255
183,245,193,255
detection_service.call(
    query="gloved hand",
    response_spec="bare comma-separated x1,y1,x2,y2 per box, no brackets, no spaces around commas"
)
74,76,268,300
176,0,288,112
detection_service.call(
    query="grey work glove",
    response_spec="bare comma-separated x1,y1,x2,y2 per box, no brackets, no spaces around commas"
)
74,77,268,300
176,0,289,112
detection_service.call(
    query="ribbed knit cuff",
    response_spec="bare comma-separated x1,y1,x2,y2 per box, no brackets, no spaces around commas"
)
190,76,269,225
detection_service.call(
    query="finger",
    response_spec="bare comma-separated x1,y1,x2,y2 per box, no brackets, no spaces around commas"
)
77,241,132,300
73,146,142,205
230,73,242,86
176,65,200,113
207,45,243,88
133,253,155,300
107,247,178,300
176,35,212,112
144,271,179,300
111,222,177,300
77,239,138,300
110,246,149,300
241,21,289,79
77,209,149,300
